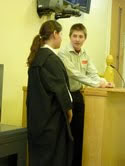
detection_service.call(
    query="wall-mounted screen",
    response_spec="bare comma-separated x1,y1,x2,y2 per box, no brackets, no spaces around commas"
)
64,0,91,13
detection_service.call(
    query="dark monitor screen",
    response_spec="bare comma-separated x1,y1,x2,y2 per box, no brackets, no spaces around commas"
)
64,0,91,13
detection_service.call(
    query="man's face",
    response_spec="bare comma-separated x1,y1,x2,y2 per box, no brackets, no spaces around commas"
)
70,30,86,52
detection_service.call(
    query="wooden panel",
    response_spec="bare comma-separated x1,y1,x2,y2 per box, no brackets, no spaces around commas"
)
82,88,125,166
22,87,27,128
82,95,106,166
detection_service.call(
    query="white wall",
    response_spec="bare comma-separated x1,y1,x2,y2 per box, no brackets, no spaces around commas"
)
0,0,49,125
0,0,112,125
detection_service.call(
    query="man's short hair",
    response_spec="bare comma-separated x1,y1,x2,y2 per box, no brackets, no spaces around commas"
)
69,23,87,39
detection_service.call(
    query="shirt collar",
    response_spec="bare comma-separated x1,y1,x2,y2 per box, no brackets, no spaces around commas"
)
68,42,85,55
42,44,57,55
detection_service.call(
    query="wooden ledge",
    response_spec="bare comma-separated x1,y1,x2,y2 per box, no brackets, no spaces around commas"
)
82,87,125,97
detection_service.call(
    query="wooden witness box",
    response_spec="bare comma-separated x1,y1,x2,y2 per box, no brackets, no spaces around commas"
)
81,87,125,166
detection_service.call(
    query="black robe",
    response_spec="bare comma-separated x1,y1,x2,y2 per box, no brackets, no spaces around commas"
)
26,48,73,166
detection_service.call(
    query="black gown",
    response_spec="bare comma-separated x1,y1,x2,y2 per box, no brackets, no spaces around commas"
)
26,48,73,166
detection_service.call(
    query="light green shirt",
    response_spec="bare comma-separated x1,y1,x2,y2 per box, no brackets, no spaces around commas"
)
58,43,105,92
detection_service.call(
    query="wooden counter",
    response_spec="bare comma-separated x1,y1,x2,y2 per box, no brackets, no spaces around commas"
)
22,86,27,128
81,87,125,166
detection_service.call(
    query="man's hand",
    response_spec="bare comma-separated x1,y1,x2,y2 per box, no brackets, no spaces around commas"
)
105,82,115,88
67,109,73,123
99,80,115,88
98,80,107,88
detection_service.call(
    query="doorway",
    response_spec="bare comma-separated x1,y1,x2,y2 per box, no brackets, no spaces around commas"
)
110,0,125,87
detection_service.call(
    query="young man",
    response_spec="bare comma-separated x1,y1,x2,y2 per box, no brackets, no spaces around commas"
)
58,23,114,166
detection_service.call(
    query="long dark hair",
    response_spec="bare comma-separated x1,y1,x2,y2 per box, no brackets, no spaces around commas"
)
27,20,62,67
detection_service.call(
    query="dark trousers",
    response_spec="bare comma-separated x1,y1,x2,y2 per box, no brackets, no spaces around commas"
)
70,91,84,166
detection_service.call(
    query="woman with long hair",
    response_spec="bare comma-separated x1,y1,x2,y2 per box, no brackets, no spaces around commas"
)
26,20,73,166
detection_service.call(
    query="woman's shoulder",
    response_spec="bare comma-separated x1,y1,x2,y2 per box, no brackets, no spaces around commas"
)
46,53,62,65
31,48,54,67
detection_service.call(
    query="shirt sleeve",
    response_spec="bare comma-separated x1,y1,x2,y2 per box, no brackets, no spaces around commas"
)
58,50,102,87
40,56,72,112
